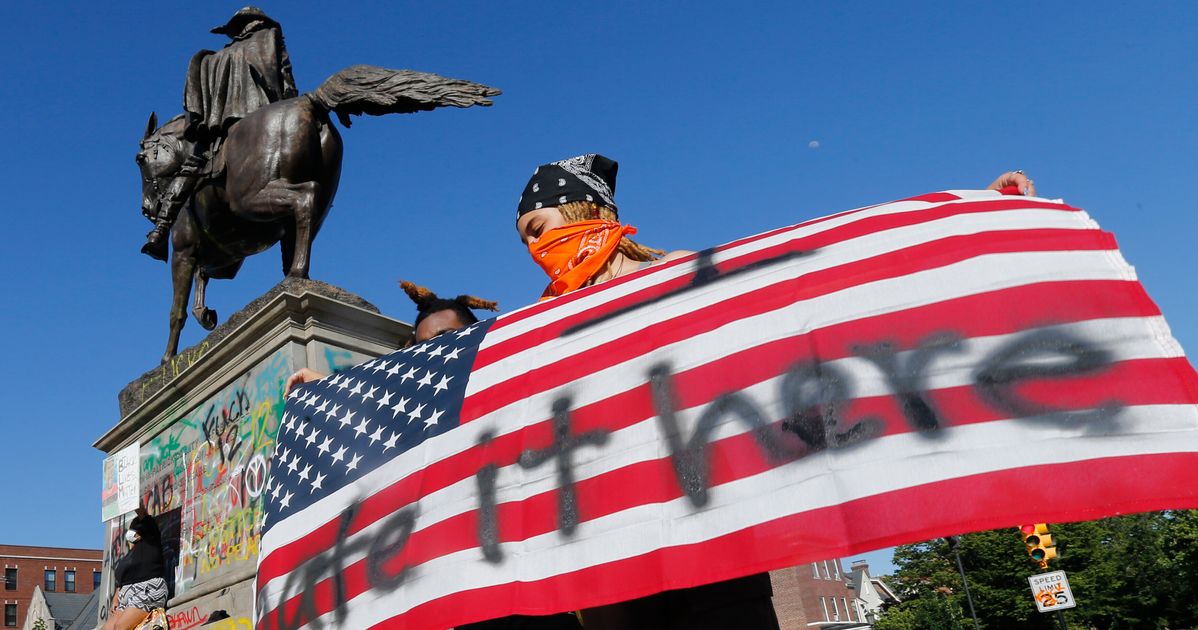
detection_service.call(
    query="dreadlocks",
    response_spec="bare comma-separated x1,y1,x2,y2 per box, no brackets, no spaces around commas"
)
400,280,499,328
557,200,666,262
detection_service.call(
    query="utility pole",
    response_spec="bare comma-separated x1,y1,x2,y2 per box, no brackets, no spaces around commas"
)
945,536,982,630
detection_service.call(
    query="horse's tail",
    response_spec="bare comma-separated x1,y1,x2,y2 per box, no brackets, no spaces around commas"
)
309,65,501,128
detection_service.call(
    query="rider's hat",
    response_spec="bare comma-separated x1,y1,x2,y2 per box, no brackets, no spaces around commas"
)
210,6,280,36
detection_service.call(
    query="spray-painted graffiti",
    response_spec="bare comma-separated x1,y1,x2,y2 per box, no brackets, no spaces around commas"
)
168,605,209,630
101,347,291,611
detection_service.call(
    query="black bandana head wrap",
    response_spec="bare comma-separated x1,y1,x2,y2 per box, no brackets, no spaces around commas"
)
517,153,619,218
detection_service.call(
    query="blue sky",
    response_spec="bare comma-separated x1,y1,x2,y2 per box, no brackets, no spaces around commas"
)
1,2,1195,577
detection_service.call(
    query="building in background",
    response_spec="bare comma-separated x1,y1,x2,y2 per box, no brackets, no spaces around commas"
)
21,587,94,630
846,560,901,624
1,546,102,630
771,558,871,629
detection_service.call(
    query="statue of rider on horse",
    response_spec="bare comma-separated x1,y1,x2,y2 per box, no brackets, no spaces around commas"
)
136,7,500,362
142,6,298,261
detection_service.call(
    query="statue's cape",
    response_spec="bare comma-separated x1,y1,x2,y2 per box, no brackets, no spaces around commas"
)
183,27,297,138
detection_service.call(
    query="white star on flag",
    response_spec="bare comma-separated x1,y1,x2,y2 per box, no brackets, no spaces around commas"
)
424,408,444,430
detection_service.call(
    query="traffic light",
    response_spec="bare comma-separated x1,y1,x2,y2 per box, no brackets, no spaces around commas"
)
1019,523,1058,568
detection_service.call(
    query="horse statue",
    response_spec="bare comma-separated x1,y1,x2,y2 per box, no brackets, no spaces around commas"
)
136,65,500,362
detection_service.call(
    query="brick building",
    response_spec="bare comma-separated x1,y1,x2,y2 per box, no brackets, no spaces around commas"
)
771,558,870,629
1,546,102,629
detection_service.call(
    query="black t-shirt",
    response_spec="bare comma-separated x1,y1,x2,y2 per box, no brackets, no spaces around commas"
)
114,515,165,587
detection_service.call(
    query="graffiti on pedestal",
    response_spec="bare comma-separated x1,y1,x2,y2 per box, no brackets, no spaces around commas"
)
101,348,290,609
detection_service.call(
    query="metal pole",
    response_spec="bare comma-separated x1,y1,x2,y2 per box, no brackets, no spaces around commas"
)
1056,610,1068,630
946,536,982,630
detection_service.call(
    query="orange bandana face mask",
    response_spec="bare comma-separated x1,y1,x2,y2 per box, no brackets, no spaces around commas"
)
529,219,636,298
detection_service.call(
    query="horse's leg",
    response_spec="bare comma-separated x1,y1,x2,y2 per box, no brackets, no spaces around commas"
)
235,179,320,278
280,225,296,277
288,180,320,278
191,268,217,330
163,209,201,363
164,244,195,364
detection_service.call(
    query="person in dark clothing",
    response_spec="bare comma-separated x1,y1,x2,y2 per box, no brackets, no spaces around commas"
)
103,505,168,630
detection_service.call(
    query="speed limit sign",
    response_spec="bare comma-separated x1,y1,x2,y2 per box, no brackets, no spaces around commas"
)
1028,570,1076,612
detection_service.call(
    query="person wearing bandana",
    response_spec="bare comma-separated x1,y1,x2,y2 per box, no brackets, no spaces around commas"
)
515,155,1041,628
516,154,693,300
516,154,779,630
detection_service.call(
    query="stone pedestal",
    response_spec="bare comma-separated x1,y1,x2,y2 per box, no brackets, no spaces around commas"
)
93,279,410,628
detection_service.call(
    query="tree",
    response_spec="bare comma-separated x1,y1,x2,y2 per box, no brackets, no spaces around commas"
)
873,511,1198,630
32,619,47,630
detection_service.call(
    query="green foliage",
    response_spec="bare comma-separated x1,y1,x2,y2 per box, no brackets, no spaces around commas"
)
32,619,47,630
874,595,969,630
873,511,1198,630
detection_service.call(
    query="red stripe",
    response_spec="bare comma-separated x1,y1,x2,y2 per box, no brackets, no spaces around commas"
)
255,279,1162,586
463,228,1119,421
259,451,1198,629
486,197,1078,336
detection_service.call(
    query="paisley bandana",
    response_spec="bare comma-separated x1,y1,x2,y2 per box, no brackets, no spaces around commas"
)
529,220,636,298
518,154,619,218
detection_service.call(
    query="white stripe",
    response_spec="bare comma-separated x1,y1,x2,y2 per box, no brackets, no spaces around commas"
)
257,315,1176,601
484,195,1081,347
470,208,1102,388
284,403,1198,628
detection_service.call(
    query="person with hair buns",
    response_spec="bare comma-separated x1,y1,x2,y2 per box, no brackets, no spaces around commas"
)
285,281,499,392
282,284,582,629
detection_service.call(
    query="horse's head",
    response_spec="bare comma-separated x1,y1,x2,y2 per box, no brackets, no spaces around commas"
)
135,112,191,220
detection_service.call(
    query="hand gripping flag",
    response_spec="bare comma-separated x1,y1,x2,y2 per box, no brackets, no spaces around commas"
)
255,190,1198,629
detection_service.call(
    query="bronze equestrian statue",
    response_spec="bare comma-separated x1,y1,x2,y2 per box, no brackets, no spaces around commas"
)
143,6,299,260
137,61,499,363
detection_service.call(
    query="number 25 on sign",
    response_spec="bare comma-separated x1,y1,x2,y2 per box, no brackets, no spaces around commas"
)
1028,570,1077,612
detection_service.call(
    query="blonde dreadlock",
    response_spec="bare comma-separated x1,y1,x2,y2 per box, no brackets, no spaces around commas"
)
557,200,665,262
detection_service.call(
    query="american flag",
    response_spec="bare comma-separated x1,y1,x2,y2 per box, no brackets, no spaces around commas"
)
256,190,1198,629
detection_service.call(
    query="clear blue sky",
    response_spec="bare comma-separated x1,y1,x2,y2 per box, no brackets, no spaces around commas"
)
1,2,1195,577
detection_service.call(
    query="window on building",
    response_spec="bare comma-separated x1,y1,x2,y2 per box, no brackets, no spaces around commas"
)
811,562,820,578
65,570,76,593
832,596,841,620
4,603,15,627
833,560,841,580
93,570,102,589
843,597,852,621
822,560,831,579
820,596,829,621
3,568,14,590
44,569,56,592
